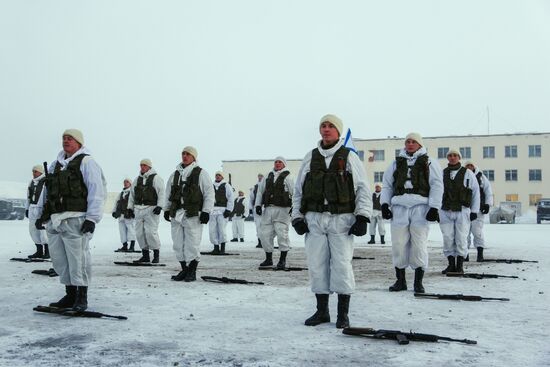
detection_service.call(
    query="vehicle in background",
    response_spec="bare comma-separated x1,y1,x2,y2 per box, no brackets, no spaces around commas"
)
9,198,26,220
537,198,550,224
489,205,516,224
0,199,14,220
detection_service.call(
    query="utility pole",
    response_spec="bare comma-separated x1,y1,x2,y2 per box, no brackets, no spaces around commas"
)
487,105,490,134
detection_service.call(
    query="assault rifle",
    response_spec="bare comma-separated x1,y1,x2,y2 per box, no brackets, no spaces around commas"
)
342,327,477,345
482,259,538,264
446,272,518,279
33,305,127,320
414,293,509,302
201,276,264,285
352,256,375,260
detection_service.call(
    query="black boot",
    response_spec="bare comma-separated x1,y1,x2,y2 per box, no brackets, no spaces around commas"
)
184,260,198,282
28,244,44,259
389,267,407,292
50,285,77,308
171,261,187,281
220,243,226,254
72,286,88,312
134,250,150,263
152,250,160,263
414,268,425,293
212,245,220,255
118,242,128,251
43,244,50,259
129,241,135,251
380,235,385,244
476,247,484,262
442,256,456,274
367,235,375,244
240,238,244,242
464,253,470,262
230,238,238,242
259,252,273,268
304,294,330,326
256,238,262,248
276,251,287,270
456,256,464,274
336,294,350,329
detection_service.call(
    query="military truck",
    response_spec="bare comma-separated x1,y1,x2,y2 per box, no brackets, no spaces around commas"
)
537,198,550,224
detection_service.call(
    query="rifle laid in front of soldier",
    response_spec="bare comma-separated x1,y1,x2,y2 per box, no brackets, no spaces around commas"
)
201,276,264,285
482,259,538,264
352,256,375,260
414,293,509,302
33,305,127,320
31,268,58,277
446,272,518,279
342,327,477,345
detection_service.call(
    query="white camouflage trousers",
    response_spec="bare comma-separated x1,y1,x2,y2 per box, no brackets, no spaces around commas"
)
254,213,262,239
29,221,48,244
171,210,203,263
468,214,485,248
259,206,291,252
304,212,355,295
369,210,386,236
390,204,430,270
209,213,228,245
439,208,470,257
118,218,136,243
135,207,161,250
47,217,92,286
232,216,245,239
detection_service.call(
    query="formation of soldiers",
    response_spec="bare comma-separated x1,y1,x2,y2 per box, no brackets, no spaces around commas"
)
24,118,493,329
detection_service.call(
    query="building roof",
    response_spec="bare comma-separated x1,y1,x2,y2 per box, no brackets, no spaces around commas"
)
354,131,550,142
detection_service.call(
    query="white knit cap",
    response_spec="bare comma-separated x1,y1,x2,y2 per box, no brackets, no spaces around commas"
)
32,164,44,174
215,171,224,178
319,114,343,137
63,129,84,146
405,132,423,147
140,158,153,167
274,156,287,167
183,146,198,160
446,149,462,159
464,160,475,167
123,177,133,184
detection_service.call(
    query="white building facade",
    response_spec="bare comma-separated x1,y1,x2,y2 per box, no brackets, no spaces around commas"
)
223,133,550,214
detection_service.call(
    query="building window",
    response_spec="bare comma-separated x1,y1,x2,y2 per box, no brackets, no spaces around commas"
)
529,145,541,157
369,150,384,161
438,147,449,159
483,170,495,181
529,169,542,181
529,194,542,206
483,146,495,158
460,147,471,159
505,145,518,158
395,149,401,158
506,194,519,202
357,150,365,161
374,171,384,182
505,169,518,181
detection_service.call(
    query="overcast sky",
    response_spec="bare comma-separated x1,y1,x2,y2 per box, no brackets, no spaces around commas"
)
1,0,549,191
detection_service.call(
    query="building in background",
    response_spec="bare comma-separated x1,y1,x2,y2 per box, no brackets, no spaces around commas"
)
223,133,550,215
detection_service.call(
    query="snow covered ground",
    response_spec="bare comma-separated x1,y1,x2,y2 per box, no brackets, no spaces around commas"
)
0,218,549,366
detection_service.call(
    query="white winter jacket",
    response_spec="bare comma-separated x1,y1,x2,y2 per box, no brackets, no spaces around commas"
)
212,180,235,215
129,168,165,210
255,167,294,208
163,162,215,215
26,173,46,220
444,166,480,214
473,168,494,207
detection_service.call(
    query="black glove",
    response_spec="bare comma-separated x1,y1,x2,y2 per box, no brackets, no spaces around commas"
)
249,209,253,215
81,220,95,234
470,213,478,221
241,215,246,219
164,211,171,222
292,218,309,235
152,206,162,215
112,212,118,219
426,207,439,222
348,215,369,236
25,210,29,218
199,212,210,224
480,204,490,214
381,204,393,220
255,206,262,216
35,219,45,230
125,209,135,219
223,209,232,218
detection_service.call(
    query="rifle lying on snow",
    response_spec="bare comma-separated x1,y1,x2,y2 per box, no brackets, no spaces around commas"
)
201,276,264,285
33,305,127,320
446,272,518,279
414,293,509,302
342,327,477,345
482,259,538,264
352,256,375,260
